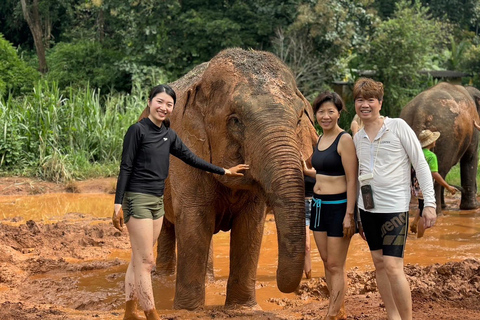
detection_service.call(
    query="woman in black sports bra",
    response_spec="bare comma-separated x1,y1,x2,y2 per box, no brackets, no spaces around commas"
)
303,91,357,320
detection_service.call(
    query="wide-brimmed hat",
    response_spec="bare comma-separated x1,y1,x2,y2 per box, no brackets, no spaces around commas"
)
419,129,440,148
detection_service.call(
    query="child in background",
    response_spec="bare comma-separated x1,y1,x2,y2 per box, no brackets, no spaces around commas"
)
410,129,457,238
350,114,364,136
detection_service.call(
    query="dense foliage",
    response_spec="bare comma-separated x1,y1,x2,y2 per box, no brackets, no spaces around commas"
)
0,82,145,181
355,0,442,117
0,34,39,97
2,0,480,179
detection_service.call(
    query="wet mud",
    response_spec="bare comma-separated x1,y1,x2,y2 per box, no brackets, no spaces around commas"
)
0,177,479,319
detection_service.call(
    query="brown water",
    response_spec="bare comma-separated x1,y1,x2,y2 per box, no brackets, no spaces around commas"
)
1,194,479,310
0,193,114,221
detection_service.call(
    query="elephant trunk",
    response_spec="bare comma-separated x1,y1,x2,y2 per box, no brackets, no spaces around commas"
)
250,130,305,293
271,176,305,293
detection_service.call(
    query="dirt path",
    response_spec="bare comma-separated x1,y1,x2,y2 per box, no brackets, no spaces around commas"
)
0,177,479,319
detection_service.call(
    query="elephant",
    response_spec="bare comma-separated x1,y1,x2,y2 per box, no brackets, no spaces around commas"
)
139,48,318,310
400,82,480,212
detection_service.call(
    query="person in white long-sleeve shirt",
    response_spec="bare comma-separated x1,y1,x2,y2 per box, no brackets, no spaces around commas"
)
352,78,436,320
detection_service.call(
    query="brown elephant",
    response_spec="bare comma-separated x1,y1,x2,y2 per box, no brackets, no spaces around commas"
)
139,48,318,310
400,82,480,212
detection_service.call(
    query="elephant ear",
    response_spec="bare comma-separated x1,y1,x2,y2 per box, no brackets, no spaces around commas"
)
172,82,211,160
296,88,315,125
295,89,318,161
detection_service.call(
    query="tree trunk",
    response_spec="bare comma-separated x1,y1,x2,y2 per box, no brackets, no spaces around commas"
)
97,8,105,42
20,0,48,74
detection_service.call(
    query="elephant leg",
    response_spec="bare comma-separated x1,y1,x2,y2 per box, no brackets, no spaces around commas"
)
173,206,214,310
460,148,479,210
225,204,266,308
155,218,176,276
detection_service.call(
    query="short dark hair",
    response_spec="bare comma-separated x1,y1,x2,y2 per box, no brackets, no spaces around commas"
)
353,78,384,101
148,84,176,105
312,91,345,114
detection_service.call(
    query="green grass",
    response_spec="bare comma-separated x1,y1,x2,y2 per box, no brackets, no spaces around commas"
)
445,164,461,187
445,162,480,192
0,80,146,182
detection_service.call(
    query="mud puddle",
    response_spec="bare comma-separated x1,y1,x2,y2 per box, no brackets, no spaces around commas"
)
0,191,479,319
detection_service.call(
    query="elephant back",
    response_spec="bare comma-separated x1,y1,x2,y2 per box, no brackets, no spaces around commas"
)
400,82,477,167
170,62,208,97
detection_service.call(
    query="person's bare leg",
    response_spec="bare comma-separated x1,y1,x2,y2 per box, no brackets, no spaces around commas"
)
371,250,401,320
313,231,329,286
304,225,312,279
324,236,351,317
126,217,163,312
384,255,412,320
123,262,142,320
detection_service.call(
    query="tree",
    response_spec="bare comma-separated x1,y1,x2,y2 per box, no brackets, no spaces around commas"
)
0,33,40,97
20,0,48,73
97,0,301,80
355,0,445,117
273,0,377,99
459,42,480,87
419,0,477,30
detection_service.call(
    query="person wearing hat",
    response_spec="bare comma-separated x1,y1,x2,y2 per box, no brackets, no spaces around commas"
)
410,129,457,238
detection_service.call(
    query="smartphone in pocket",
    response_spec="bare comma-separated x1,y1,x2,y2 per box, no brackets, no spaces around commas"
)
361,185,375,210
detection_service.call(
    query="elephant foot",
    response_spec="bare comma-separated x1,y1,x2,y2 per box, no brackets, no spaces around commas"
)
460,201,479,210
224,302,262,311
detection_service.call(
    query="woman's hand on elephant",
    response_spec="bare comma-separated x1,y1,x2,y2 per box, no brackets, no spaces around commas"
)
112,204,124,231
342,214,356,239
224,164,249,176
474,120,480,131
422,206,436,229
302,160,308,173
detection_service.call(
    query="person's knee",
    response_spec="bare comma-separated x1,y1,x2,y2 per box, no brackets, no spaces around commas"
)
325,259,344,274
136,254,156,272
383,260,404,278
305,243,311,254
372,255,386,272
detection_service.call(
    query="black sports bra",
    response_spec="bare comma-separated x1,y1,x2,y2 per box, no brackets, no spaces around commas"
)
311,131,346,176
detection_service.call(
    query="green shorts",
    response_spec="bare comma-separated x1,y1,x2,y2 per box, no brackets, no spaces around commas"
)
122,192,165,224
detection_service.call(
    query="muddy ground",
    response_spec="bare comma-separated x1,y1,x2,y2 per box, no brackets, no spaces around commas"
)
0,177,479,320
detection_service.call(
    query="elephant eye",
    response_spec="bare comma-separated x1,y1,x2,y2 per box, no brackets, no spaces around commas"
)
228,114,242,126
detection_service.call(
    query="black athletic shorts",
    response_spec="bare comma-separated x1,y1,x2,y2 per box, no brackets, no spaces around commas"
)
310,192,347,237
359,209,408,258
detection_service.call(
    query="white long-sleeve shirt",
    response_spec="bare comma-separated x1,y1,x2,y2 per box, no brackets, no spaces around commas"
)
353,117,436,213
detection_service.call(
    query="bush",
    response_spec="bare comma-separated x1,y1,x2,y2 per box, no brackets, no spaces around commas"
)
46,40,131,94
0,33,40,97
